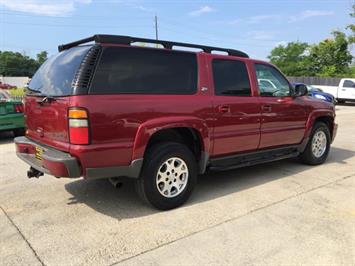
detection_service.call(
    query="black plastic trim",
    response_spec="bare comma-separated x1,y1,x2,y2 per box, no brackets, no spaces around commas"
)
14,136,81,177
85,159,143,179
209,145,301,171
72,45,102,95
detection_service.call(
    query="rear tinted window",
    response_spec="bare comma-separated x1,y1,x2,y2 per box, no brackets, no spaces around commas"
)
212,59,251,96
90,47,197,94
28,46,91,96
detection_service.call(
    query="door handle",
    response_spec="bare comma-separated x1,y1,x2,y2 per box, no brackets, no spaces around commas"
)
218,105,230,113
262,105,272,112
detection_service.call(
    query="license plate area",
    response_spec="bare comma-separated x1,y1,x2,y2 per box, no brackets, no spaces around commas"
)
35,146,43,160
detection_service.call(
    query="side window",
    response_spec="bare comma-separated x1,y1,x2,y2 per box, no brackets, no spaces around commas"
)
212,59,251,96
343,80,355,88
255,64,291,97
90,47,197,94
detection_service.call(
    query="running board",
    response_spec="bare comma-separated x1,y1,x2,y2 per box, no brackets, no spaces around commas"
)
209,146,300,172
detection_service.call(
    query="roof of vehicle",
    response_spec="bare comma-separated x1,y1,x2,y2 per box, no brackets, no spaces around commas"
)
58,34,249,58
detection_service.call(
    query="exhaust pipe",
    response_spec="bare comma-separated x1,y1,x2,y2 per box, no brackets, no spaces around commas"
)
27,167,44,178
109,177,123,188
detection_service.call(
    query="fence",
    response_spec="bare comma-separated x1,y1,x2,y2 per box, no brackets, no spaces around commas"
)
287,77,341,86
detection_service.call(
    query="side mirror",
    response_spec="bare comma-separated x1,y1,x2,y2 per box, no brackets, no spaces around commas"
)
293,84,308,97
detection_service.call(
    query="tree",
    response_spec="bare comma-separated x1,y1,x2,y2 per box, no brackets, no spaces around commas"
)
36,51,48,65
0,50,47,77
268,42,311,76
308,31,353,77
346,4,355,44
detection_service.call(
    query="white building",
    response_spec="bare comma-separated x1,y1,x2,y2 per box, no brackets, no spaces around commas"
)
0,76,30,88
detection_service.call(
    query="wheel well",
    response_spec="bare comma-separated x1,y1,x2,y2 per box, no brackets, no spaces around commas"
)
314,116,334,138
145,128,203,161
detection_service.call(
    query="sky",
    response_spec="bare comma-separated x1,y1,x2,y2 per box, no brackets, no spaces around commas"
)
0,0,354,60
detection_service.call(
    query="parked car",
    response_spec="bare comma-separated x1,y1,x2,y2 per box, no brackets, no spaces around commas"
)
317,78,355,103
0,82,16,90
15,35,337,210
0,89,25,136
257,79,277,95
292,83,335,103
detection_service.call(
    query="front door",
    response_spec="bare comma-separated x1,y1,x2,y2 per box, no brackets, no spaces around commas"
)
210,58,261,156
254,63,307,149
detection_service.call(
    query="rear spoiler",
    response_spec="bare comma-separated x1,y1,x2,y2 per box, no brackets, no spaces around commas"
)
58,34,249,58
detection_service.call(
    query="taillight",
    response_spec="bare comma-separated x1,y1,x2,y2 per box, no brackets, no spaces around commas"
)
68,108,89,145
14,103,24,113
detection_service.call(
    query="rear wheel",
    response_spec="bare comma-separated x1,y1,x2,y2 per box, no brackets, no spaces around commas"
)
135,142,197,210
337,99,345,104
13,128,25,137
299,122,330,165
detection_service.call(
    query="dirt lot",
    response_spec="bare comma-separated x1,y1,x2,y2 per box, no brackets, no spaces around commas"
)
1,104,354,266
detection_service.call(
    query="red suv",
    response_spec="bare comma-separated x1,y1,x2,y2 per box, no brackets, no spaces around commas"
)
15,35,337,210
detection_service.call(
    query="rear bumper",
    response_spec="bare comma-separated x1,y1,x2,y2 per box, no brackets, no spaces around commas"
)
15,136,81,178
14,136,143,179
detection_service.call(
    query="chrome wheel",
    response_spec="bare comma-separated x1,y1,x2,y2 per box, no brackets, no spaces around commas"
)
156,157,189,198
311,130,327,158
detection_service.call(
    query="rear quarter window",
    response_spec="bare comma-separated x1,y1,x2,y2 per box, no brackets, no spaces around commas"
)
90,47,197,94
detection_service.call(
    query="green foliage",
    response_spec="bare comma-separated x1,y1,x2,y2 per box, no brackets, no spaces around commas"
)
268,31,353,77
347,4,355,44
0,50,47,77
268,42,311,76
308,31,353,77
36,51,48,65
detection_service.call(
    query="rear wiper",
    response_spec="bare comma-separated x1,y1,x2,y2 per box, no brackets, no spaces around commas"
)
26,87,42,95
36,96,57,105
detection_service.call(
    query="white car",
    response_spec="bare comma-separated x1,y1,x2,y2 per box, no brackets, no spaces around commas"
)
319,78,355,103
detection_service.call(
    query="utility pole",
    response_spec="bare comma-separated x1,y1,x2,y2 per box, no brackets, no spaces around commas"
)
154,15,158,40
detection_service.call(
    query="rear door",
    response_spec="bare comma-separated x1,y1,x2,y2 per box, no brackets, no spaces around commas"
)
209,57,261,156
254,63,307,149
25,45,91,152
338,79,355,100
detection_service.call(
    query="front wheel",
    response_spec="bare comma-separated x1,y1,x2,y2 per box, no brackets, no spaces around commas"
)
135,142,197,210
299,122,330,165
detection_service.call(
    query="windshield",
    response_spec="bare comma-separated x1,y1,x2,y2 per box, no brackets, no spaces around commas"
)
28,46,91,96
307,85,323,92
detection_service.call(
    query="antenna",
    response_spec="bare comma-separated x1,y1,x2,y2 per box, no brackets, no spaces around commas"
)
154,15,159,40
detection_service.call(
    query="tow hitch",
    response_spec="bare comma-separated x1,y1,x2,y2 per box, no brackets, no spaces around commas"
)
27,167,44,178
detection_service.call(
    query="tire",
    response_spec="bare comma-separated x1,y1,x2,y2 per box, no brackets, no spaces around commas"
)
299,122,331,165
135,142,197,210
337,99,345,104
13,128,25,137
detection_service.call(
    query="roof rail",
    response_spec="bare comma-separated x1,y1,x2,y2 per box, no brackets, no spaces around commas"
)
58,34,249,58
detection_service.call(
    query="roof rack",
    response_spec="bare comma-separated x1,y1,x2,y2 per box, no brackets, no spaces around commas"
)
58,34,249,58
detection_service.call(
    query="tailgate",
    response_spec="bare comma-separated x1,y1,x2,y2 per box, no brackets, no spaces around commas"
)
0,101,15,115
25,96,70,152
